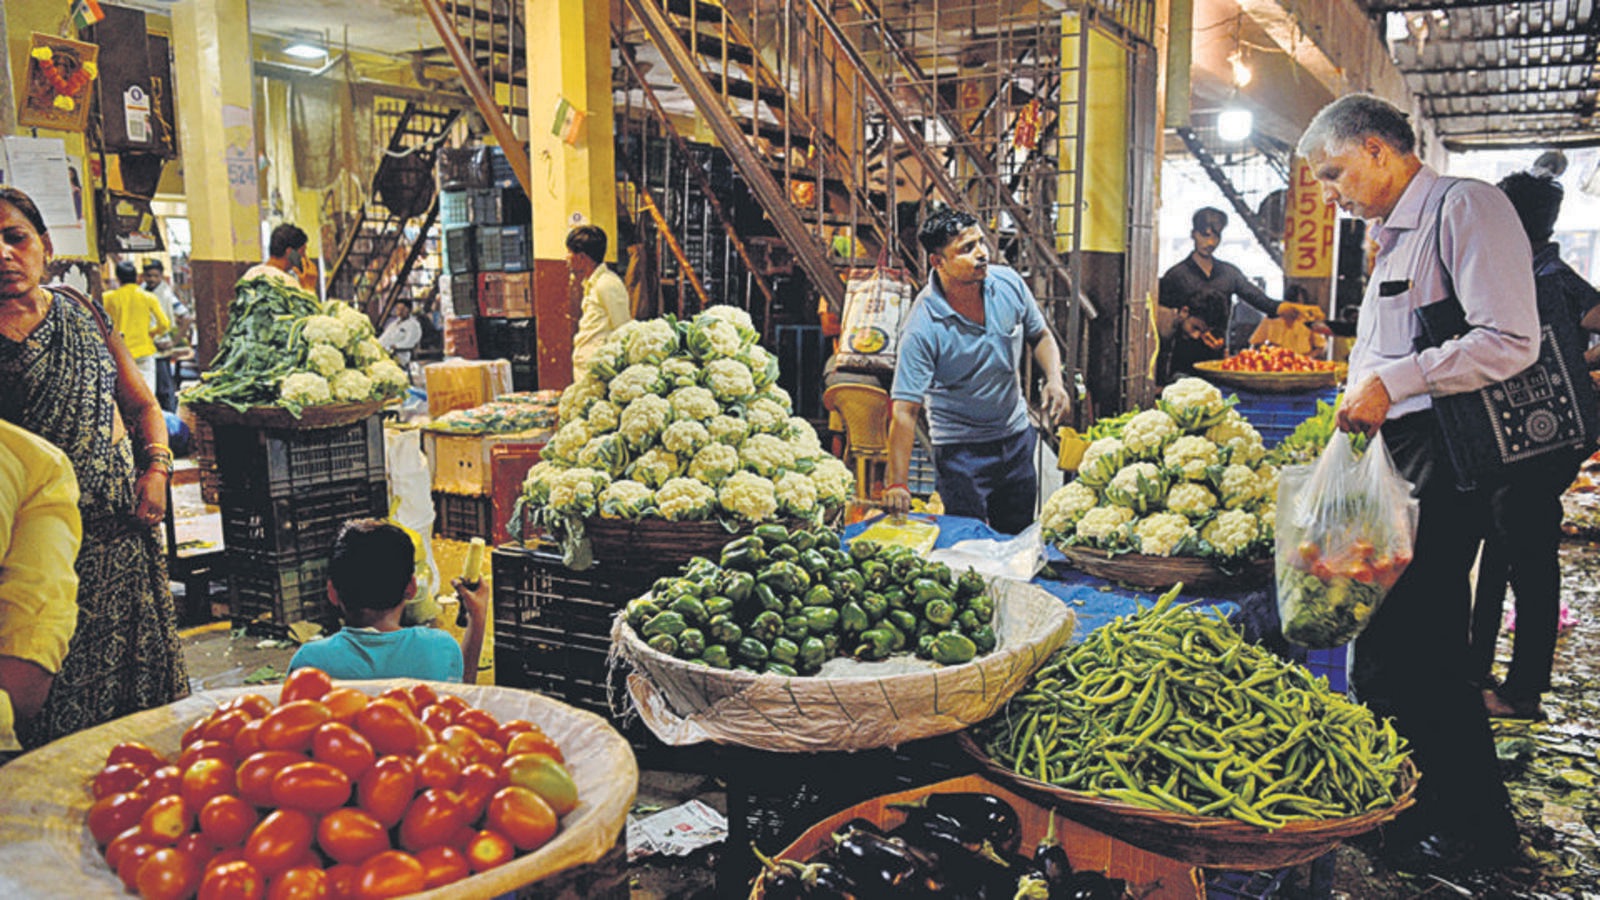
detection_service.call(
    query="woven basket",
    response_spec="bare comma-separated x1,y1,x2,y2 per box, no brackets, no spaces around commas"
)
956,733,1418,870
1193,360,1345,394
1057,546,1271,594
583,516,814,568
186,399,386,430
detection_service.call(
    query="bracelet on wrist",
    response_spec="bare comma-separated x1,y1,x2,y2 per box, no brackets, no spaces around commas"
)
885,482,908,493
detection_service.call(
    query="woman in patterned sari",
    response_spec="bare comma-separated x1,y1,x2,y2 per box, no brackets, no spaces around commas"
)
0,187,187,747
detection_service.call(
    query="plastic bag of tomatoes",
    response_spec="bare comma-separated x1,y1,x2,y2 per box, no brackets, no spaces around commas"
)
0,672,636,899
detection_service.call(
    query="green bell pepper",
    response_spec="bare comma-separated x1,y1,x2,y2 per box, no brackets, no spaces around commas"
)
827,569,865,602
926,561,953,586
970,625,998,655
821,633,841,657
859,559,890,591
753,523,792,546
955,609,981,632
647,633,679,656
701,644,732,668
802,584,835,608
703,595,735,619
768,543,800,563
924,598,956,628
752,583,784,614
916,634,937,659
707,615,743,645
889,555,921,582
848,539,881,562
804,606,840,635
783,615,810,643
736,637,770,664
641,611,688,639
819,547,851,569
678,628,707,657
720,535,767,570
749,610,784,643
887,609,919,636
966,594,995,622
861,593,889,622
684,556,721,580
853,628,895,661
955,568,987,600
882,622,908,652
931,631,977,665
624,598,662,630
769,637,800,666
651,576,677,596
783,597,805,617
799,549,831,577
764,662,798,678
758,560,811,595
668,596,708,627
789,530,816,552
912,578,949,606
839,601,870,635
720,570,755,604
799,636,827,671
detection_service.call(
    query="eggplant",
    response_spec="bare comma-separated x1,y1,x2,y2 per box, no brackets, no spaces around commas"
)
831,830,935,892
1059,871,1126,900
890,793,1021,853
799,861,862,899
1033,811,1073,889
751,844,806,900
830,817,887,841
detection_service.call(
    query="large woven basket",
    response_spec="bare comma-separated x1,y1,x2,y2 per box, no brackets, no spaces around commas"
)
1193,360,1345,394
583,516,813,568
956,733,1418,870
186,398,386,430
1057,546,1271,594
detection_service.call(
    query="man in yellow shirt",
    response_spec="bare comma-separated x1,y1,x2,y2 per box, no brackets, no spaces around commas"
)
0,420,81,753
567,225,632,382
103,260,170,394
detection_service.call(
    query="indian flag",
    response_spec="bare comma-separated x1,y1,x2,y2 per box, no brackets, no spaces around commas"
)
551,97,586,145
71,0,106,30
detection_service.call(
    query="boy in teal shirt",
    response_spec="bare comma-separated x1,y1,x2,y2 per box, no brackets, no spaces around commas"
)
289,519,489,682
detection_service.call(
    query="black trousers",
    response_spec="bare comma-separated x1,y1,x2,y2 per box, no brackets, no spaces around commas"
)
1351,413,1516,848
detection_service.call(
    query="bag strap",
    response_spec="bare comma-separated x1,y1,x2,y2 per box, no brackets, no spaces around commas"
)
1431,178,1464,317
50,283,114,342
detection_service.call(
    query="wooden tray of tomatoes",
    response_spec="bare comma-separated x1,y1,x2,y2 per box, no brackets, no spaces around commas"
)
0,673,637,899
1194,354,1345,394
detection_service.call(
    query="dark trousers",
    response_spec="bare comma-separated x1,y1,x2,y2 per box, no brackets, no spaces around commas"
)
1467,446,1586,701
1352,413,1516,849
931,427,1038,536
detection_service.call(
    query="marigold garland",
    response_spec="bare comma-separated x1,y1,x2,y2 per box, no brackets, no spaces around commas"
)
31,46,98,112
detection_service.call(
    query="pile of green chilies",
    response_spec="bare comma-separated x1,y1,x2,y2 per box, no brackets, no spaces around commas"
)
979,586,1410,829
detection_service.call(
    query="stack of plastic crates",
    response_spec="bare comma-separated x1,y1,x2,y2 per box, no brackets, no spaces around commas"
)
213,416,387,631
1229,386,1340,449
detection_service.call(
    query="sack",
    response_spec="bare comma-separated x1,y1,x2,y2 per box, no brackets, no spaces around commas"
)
1275,432,1418,649
834,264,917,373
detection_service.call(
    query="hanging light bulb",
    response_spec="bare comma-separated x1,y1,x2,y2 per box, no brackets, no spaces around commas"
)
1218,105,1254,142
1228,49,1253,88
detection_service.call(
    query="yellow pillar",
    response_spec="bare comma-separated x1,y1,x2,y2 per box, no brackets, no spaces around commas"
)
170,0,259,365
526,0,616,391
1058,14,1129,255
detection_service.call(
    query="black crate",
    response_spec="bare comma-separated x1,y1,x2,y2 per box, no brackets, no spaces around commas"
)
228,554,337,630
433,492,495,542
500,225,531,272
775,324,827,421
445,226,477,275
449,273,478,317
437,147,490,191
476,224,504,272
220,478,388,564
475,316,509,361
511,361,537,393
469,186,530,226
504,317,536,365
212,416,385,500
486,146,518,189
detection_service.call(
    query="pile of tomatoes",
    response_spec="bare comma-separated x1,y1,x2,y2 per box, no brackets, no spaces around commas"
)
85,668,579,900
1217,344,1339,373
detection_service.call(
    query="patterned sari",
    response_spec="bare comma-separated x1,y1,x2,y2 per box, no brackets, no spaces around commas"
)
0,288,188,747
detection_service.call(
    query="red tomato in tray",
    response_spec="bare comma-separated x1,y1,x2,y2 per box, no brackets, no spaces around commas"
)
502,753,578,816
225,694,276,720
244,809,315,878
182,757,238,809
414,845,470,889
354,850,427,899
317,808,391,867
105,825,151,870
139,764,184,800
357,756,417,829
463,829,514,873
311,722,376,783
92,763,149,799
236,751,308,808
258,701,333,754
116,841,162,892
486,786,557,852
505,730,563,763
319,688,369,725
136,846,203,900
265,864,329,900
413,744,462,793
140,794,195,845
455,763,505,824
398,789,466,852
271,760,352,814
352,700,422,757
233,718,267,758
279,668,333,705
418,704,454,735
107,741,167,773
406,684,439,712
89,792,154,846
203,709,257,745
493,719,538,747
199,859,266,900
199,795,260,848
180,739,238,772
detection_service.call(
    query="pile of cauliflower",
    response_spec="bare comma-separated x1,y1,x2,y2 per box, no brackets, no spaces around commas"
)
1041,377,1275,563
278,301,410,410
520,306,854,534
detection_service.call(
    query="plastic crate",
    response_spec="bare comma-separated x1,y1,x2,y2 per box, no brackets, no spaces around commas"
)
444,226,476,275
775,324,826,421
1204,868,1295,899
486,146,518,189
220,478,388,564
444,316,478,359
475,316,508,361
504,318,536,369
469,187,530,226
433,491,495,542
1303,644,1349,693
449,273,477,317
1230,386,1340,449
908,442,937,496
477,273,506,318
500,226,531,272
440,190,471,227
212,416,385,500
476,225,504,272
437,147,489,191
501,271,532,319
227,554,336,630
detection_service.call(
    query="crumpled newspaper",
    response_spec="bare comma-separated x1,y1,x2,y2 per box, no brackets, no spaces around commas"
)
625,800,727,862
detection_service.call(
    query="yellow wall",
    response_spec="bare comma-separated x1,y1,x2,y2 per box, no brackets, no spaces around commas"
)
526,0,616,261
1057,13,1130,255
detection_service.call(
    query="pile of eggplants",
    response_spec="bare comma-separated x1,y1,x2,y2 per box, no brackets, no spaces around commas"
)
753,793,1128,899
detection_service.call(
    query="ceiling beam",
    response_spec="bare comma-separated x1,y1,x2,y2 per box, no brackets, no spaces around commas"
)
1421,84,1600,99
1367,0,1589,11
1403,60,1597,75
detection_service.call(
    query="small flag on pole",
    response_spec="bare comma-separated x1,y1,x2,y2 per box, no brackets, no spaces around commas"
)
551,97,586,146
70,0,106,31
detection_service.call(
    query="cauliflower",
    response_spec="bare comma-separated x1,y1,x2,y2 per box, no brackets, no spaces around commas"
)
1163,435,1221,481
587,337,629,381
774,471,818,518
547,467,610,517
1206,414,1266,467
1075,505,1135,544
739,343,780,390
542,421,592,465
599,480,655,519
743,398,789,434
1217,463,1260,509
1104,462,1167,514
754,386,793,414
787,419,823,454
719,471,779,522
700,304,756,334
624,317,680,365
521,461,562,504
559,376,608,424
1202,508,1260,558
307,344,346,378
618,394,672,450
739,433,796,478
626,447,683,489
707,414,751,446
1158,377,1230,430
1133,512,1196,557
1253,465,1279,508
576,433,630,478
661,419,710,457
301,314,350,348
1121,409,1179,460
809,456,855,506
329,368,373,402
1258,504,1276,540
585,399,621,434
668,386,720,422
704,358,755,402
687,443,741,486
655,477,718,521
351,338,387,367
1076,437,1126,488
1165,482,1219,520
333,303,375,343
609,364,665,406
279,371,331,408
686,317,746,360
1041,482,1099,540
660,357,701,389
365,360,408,397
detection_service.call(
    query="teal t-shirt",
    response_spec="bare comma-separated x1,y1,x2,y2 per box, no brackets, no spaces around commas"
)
287,626,464,682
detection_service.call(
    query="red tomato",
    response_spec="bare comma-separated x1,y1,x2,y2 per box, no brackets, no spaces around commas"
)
311,722,376,783
107,741,168,772
492,720,538,747
89,791,155,845
357,756,417,829
178,830,222,868
92,763,149,799
279,668,334,705
139,764,185,799
354,850,427,899
413,744,462,793
266,865,330,900
210,846,249,868
398,789,466,852
486,786,558,852
180,739,239,772
182,757,238,810
319,688,369,724
376,687,417,714
437,726,480,762
116,841,162,892
236,751,308,808
352,701,422,757
199,859,265,900
454,763,505,825
226,694,276,719
258,701,333,754
244,809,315,878
270,760,352,814
105,825,150,870
203,709,257,745
136,846,202,900
502,753,578,816
233,719,267,759
463,829,514,873
418,705,454,735
414,845,470,889
406,684,439,711
323,864,358,900
316,807,390,867
453,708,500,741
505,730,564,763
182,719,208,750
140,794,195,845
433,695,470,717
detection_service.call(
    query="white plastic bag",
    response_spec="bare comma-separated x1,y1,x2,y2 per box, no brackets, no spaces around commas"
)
384,426,439,602
928,523,1046,582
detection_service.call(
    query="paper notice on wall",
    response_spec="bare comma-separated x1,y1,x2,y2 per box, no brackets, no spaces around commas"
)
123,85,152,145
0,136,90,257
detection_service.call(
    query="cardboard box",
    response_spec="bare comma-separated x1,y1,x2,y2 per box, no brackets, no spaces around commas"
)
502,271,533,319
443,316,478,359
424,359,512,419
423,431,543,496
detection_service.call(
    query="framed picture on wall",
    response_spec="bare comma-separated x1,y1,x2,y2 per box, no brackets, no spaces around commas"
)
18,34,99,133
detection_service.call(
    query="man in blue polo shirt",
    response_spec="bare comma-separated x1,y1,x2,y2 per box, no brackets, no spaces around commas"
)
882,210,1071,533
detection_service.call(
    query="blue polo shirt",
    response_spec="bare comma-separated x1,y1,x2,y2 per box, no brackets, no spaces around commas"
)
891,264,1046,445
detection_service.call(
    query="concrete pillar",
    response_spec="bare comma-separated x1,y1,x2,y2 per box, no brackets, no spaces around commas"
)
170,0,258,366
526,0,616,391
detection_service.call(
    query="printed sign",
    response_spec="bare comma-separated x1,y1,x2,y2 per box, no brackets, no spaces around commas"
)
1286,157,1338,279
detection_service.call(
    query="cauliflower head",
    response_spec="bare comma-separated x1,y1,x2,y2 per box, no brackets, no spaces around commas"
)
1257,504,1276,541
753,386,793,413
660,357,701,389
1204,413,1265,466
559,376,608,424
686,316,746,360
351,338,387,367
661,419,711,457
624,317,680,366
333,303,375,343
1165,482,1219,520
1158,377,1230,430
1217,463,1261,510
626,447,684,489
366,360,408,397
1133,512,1196,557
329,368,374,402
1163,435,1221,481
301,314,350,348
743,398,789,434
787,419,823,455
1122,409,1179,460
1076,437,1126,488
656,477,718,521
700,304,756,335
307,344,346,378
587,337,629,381
704,358,756,402
719,471,779,522
542,421,593,465
609,364,665,406
599,480,656,519
739,433,796,478
1253,465,1279,509
1075,505,1135,544
618,394,672,450
521,461,562,505
1202,508,1260,558
707,414,751,447
576,433,631,478
547,467,610,517
1041,482,1099,541
774,471,818,518
739,343,780,390
669,386,719,422
809,456,855,506
279,372,331,407
687,443,741,486
1104,462,1167,514
585,399,621,434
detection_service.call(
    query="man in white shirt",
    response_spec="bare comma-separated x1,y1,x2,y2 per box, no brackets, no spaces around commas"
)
141,260,182,324
567,224,632,382
378,300,423,368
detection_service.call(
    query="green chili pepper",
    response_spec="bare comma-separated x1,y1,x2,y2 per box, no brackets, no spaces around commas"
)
641,611,688,639
758,561,811,595
804,606,840,635
931,631,977,665
861,593,889,621
859,559,890,591
701,644,732,668
783,615,810,643
736,637,770,664
848,539,881,562
970,625,998,655
707,615,743,645
624,598,662,630
678,628,707,657
749,610,784,643
668,596,708,627
887,609,919,636
719,535,766,570
720,570,755,604
753,523,792,546
751,583,784,614
854,628,895,661
955,568,987,600
924,598,956,628
799,636,827,671
764,662,798,677
839,601,870,635
770,637,800,666
647,633,679,656
703,595,735,619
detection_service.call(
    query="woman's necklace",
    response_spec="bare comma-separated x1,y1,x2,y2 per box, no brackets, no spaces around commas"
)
0,290,52,344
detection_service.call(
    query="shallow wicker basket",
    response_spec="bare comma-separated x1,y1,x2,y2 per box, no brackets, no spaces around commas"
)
1056,546,1271,594
956,733,1418,870
582,516,815,568
186,398,386,430
1193,360,1345,394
